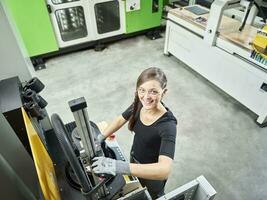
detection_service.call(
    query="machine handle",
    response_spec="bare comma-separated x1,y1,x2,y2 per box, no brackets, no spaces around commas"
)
47,4,52,14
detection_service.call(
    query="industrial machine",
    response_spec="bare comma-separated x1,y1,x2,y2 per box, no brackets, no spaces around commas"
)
46,0,126,48
1,0,165,70
0,77,61,200
50,96,148,200
0,76,217,200
0,76,147,200
164,1,267,126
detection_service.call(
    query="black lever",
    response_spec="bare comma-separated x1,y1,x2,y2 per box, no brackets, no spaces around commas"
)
239,1,254,31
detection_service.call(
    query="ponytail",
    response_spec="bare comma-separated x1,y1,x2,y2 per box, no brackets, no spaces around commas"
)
128,92,141,131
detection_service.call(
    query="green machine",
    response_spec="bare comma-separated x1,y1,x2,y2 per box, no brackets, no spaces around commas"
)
125,0,163,33
2,0,165,70
1,0,58,59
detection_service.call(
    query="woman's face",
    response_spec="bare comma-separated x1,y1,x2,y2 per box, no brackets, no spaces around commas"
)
137,80,164,110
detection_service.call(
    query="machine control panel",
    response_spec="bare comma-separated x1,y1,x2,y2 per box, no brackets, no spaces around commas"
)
110,146,126,161
105,139,127,161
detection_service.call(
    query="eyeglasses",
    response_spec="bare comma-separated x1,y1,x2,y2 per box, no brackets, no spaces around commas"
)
137,88,161,97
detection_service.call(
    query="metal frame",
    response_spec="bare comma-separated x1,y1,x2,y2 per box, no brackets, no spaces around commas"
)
157,176,216,200
204,0,258,46
69,100,97,159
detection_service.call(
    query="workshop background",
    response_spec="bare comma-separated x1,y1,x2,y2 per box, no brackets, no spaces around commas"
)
0,0,267,200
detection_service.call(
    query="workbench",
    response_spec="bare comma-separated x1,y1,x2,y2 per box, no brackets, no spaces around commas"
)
164,5,267,126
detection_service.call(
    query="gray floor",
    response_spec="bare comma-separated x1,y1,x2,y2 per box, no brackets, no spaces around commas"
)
32,35,267,200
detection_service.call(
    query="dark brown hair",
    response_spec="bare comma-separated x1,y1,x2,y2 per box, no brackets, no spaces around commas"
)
128,67,167,131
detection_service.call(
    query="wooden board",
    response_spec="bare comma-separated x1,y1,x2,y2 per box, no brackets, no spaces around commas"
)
169,6,258,50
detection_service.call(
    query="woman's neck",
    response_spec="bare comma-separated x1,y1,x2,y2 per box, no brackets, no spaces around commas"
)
142,103,165,115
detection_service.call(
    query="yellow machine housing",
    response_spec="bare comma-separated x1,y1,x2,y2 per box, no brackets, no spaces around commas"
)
253,25,267,58
22,108,61,200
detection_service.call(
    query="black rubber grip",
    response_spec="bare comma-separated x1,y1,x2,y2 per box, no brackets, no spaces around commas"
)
68,97,87,112
51,114,92,193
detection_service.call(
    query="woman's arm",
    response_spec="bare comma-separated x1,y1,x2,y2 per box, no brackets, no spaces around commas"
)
92,155,173,180
129,155,173,180
102,115,127,137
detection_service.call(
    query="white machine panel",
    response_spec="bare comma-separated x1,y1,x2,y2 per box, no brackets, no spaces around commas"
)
126,0,141,12
164,6,267,125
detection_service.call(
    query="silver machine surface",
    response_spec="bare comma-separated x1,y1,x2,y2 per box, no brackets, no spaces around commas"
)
69,97,100,160
157,176,216,200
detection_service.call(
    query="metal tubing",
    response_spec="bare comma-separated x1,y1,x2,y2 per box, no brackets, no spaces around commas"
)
71,107,96,160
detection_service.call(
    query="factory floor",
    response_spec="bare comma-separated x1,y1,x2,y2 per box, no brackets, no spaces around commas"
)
32,34,267,200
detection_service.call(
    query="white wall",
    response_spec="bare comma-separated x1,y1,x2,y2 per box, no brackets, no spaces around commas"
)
0,3,32,82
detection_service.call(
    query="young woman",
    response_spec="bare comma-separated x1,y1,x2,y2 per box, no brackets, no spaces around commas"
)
92,67,177,199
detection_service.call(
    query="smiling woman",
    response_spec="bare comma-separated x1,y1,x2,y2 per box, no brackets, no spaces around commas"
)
93,67,177,199
129,67,168,130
